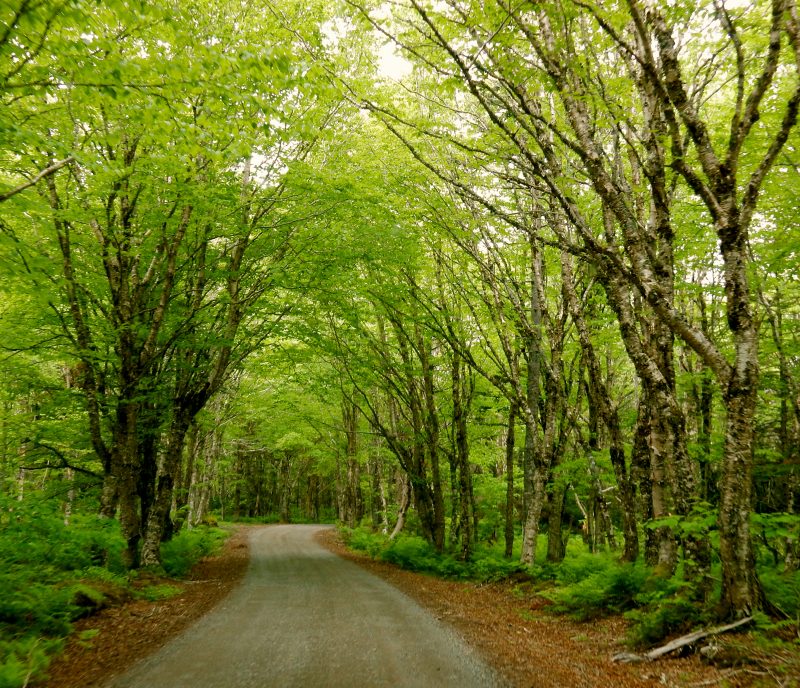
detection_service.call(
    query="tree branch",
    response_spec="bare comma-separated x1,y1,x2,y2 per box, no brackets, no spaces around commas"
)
0,156,75,203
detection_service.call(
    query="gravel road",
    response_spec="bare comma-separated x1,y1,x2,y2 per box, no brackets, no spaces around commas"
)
108,524,503,688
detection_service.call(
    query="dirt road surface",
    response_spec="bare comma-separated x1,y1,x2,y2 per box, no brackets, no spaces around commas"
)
108,524,503,688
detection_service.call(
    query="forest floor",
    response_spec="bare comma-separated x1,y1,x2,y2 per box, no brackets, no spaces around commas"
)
39,525,798,688
39,525,253,688
320,530,798,688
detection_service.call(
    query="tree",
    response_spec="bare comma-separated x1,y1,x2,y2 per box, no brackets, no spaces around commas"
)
1,0,343,566
346,0,800,616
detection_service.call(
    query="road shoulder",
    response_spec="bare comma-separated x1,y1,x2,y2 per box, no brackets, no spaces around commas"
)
39,525,252,688
317,529,733,688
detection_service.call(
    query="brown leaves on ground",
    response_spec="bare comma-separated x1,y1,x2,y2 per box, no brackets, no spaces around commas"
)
317,530,799,688
38,526,799,688
39,526,251,688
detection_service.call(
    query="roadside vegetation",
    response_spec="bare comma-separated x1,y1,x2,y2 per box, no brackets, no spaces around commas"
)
0,493,228,688
2,0,800,685
342,525,800,655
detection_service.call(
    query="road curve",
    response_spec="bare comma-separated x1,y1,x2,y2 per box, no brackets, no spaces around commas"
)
108,524,503,688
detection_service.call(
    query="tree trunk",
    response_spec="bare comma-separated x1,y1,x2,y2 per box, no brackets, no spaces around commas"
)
561,253,639,561
341,399,360,528
390,472,410,540
63,468,75,526
718,374,764,616
448,447,461,548
112,396,142,570
646,391,679,574
504,400,518,559
137,409,158,542
520,243,543,567
176,420,200,520
785,473,800,572
188,427,217,527
546,484,567,562
452,352,474,560
140,405,193,566
279,454,292,523
521,461,547,566
419,330,446,551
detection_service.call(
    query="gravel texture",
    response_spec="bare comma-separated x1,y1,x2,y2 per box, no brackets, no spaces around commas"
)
106,524,502,688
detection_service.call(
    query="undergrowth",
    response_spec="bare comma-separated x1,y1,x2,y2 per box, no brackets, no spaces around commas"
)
0,494,125,688
759,566,800,619
343,526,754,648
537,551,712,644
159,526,228,577
342,526,526,582
0,495,229,688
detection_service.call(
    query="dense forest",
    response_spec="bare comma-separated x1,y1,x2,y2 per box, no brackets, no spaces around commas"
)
1,0,799,683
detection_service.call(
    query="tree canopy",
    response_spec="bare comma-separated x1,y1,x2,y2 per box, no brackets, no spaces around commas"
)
2,0,799,645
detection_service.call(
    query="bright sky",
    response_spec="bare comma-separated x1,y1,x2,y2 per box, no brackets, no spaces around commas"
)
377,41,412,80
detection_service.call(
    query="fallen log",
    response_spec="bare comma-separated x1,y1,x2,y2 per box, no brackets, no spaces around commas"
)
613,616,753,663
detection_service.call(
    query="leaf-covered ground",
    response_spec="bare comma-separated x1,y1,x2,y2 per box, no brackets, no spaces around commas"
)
38,525,798,688
37,527,252,688
319,530,799,688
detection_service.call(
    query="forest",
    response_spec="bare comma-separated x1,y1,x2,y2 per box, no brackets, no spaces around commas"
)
1,0,799,684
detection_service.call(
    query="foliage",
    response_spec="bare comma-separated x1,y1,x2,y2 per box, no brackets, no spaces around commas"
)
0,637,62,688
532,544,620,585
0,495,229,686
542,561,654,620
539,550,709,645
0,494,125,686
759,567,800,619
342,526,526,582
159,527,228,578
345,527,386,558
1,0,799,673
625,596,707,647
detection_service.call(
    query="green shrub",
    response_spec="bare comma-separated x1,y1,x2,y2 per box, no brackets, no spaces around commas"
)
342,527,527,582
626,596,706,646
534,548,620,586
81,565,129,588
160,526,227,577
0,495,128,687
759,567,800,617
381,535,438,570
0,496,231,688
541,551,711,647
345,527,386,558
431,553,465,578
469,553,526,582
1,498,115,564
0,572,74,637
0,637,62,688
544,562,651,620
